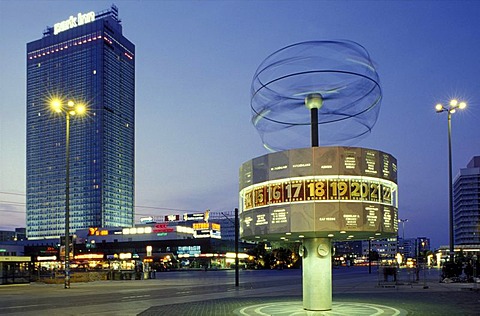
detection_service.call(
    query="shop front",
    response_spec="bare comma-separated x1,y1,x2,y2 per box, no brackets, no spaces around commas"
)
0,256,31,285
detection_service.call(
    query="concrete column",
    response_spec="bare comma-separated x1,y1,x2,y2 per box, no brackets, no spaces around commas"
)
302,237,332,311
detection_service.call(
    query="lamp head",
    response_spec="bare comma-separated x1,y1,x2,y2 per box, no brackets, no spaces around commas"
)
51,98,63,113
305,93,323,110
49,97,88,116
435,103,444,113
75,104,86,115
449,99,458,107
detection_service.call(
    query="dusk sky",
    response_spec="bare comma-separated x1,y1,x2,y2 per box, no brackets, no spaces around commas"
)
1,0,479,249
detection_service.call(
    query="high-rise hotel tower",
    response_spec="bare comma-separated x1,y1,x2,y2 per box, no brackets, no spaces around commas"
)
454,156,480,245
26,6,135,239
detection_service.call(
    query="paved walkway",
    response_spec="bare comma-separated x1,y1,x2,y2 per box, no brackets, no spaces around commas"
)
140,268,480,316
1,268,479,315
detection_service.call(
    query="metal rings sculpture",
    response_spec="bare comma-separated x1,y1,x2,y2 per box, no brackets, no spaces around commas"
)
251,40,382,151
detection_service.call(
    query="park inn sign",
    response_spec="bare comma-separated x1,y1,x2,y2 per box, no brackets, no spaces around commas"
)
54,11,96,35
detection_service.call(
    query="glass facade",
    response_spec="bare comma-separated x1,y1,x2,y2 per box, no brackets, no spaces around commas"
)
453,156,480,245
26,8,135,239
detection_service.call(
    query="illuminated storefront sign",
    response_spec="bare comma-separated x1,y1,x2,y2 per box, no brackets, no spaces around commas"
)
164,215,180,222
153,223,174,233
74,254,104,260
121,224,193,236
54,11,96,35
37,255,57,261
193,223,221,231
40,247,57,255
184,213,205,221
193,222,221,239
178,245,201,257
119,253,132,260
140,216,154,223
177,226,195,234
193,223,209,230
88,227,109,236
184,210,210,222
122,227,153,235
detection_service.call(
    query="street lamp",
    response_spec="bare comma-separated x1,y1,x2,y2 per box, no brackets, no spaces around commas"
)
399,219,408,241
397,219,408,263
435,99,467,263
50,98,87,289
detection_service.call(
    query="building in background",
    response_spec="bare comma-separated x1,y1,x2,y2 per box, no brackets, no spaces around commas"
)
26,5,135,239
368,238,397,261
0,228,26,242
209,209,236,241
454,156,480,245
397,237,430,260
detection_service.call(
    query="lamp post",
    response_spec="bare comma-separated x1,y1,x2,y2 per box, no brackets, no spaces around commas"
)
305,93,323,147
234,208,239,287
399,218,408,241
50,98,87,289
435,99,466,263
221,210,239,287
397,219,408,264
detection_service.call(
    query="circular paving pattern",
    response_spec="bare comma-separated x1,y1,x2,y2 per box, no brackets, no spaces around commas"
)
234,301,407,316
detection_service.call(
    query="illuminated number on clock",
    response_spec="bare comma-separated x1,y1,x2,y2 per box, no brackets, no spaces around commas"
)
317,180,326,199
307,180,326,200
285,182,303,201
254,187,265,206
383,186,391,203
329,181,338,199
361,182,369,199
338,181,348,199
243,177,396,209
306,181,315,199
244,191,253,210
370,182,379,201
351,181,361,199
269,184,282,203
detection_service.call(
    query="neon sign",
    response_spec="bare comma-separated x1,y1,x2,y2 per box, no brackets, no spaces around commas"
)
153,223,174,233
74,254,104,260
54,11,96,35
165,214,180,222
37,255,57,261
193,223,221,231
88,227,109,236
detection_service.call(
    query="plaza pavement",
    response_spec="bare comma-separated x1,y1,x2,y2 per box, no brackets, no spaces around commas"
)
139,267,480,316
1,267,479,315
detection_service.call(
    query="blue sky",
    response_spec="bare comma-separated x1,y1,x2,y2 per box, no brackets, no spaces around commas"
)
1,0,479,249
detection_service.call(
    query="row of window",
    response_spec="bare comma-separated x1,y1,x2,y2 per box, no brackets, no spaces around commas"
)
27,31,129,61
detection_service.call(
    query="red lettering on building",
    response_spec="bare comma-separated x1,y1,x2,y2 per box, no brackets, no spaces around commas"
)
153,223,174,233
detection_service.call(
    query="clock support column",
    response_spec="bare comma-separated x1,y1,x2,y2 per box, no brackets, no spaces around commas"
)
302,237,332,311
